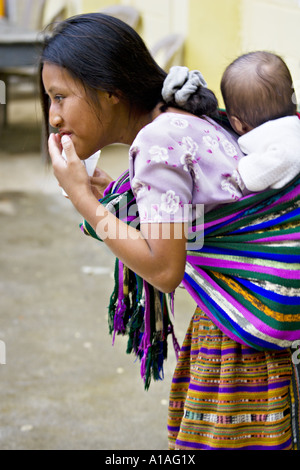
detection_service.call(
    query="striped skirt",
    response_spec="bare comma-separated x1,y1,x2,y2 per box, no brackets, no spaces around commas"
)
168,308,300,450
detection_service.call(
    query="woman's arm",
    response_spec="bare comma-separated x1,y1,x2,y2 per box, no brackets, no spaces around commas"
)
49,134,187,293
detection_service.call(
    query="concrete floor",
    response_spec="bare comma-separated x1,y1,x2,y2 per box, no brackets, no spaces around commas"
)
0,93,195,450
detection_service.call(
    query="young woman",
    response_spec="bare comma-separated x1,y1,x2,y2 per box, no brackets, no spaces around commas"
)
40,13,298,450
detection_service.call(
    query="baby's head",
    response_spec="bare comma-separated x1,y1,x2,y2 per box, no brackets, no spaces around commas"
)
221,51,297,135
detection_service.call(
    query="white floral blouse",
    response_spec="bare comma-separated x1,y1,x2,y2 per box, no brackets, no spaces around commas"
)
129,112,245,224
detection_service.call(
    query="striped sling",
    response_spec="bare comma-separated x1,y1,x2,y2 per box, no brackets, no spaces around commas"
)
81,139,300,387
183,173,300,351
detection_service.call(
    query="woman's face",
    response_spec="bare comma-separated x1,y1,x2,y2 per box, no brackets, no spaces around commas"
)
42,63,119,159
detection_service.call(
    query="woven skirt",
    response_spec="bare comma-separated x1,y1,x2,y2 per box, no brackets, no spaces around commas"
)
168,308,300,450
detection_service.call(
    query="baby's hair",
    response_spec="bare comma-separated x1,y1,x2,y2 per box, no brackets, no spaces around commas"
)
221,51,297,128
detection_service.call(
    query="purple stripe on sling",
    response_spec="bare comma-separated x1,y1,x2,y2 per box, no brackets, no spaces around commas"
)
250,232,300,243
186,255,300,279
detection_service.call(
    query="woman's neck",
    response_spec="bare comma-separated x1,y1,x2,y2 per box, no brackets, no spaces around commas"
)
118,102,164,146
117,102,195,146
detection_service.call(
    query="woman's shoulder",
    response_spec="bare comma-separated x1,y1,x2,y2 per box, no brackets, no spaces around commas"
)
134,112,221,147
147,111,215,131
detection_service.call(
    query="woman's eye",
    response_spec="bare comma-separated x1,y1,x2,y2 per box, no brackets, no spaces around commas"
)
54,95,64,103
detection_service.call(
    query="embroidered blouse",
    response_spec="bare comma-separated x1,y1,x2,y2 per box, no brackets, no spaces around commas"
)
129,112,245,224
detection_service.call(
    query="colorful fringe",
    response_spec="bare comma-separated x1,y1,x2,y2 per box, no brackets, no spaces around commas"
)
168,308,296,450
80,171,179,389
183,173,300,350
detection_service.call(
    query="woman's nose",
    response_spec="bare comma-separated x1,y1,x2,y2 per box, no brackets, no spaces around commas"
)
49,104,62,128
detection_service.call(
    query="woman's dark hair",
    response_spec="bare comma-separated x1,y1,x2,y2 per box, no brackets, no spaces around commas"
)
39,13,166,136
39,13,218,142
162,86,218,118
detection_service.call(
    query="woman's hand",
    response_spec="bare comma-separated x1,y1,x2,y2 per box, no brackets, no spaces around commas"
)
49,133,114,201
48,133,93,205
90,168,114,200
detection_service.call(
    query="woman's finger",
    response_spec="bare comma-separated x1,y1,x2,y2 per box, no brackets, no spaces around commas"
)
48,133,66,167
61,134,77,162
90,168,114,185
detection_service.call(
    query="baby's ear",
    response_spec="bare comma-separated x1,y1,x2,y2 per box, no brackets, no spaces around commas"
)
228,115,244,135
228,115,252,135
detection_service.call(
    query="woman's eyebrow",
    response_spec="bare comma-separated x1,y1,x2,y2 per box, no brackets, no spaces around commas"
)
47,87,62,95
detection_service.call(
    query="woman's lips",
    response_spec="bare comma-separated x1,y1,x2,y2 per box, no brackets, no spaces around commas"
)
59,131,72,138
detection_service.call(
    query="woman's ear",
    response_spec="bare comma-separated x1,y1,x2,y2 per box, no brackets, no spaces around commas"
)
98,90,120,106
108,92,120,105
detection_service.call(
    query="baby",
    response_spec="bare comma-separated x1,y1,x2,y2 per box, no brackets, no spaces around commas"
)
221,51,300,192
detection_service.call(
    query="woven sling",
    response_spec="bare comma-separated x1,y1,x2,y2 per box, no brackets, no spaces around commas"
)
80,117,300,388
183,173,300,350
